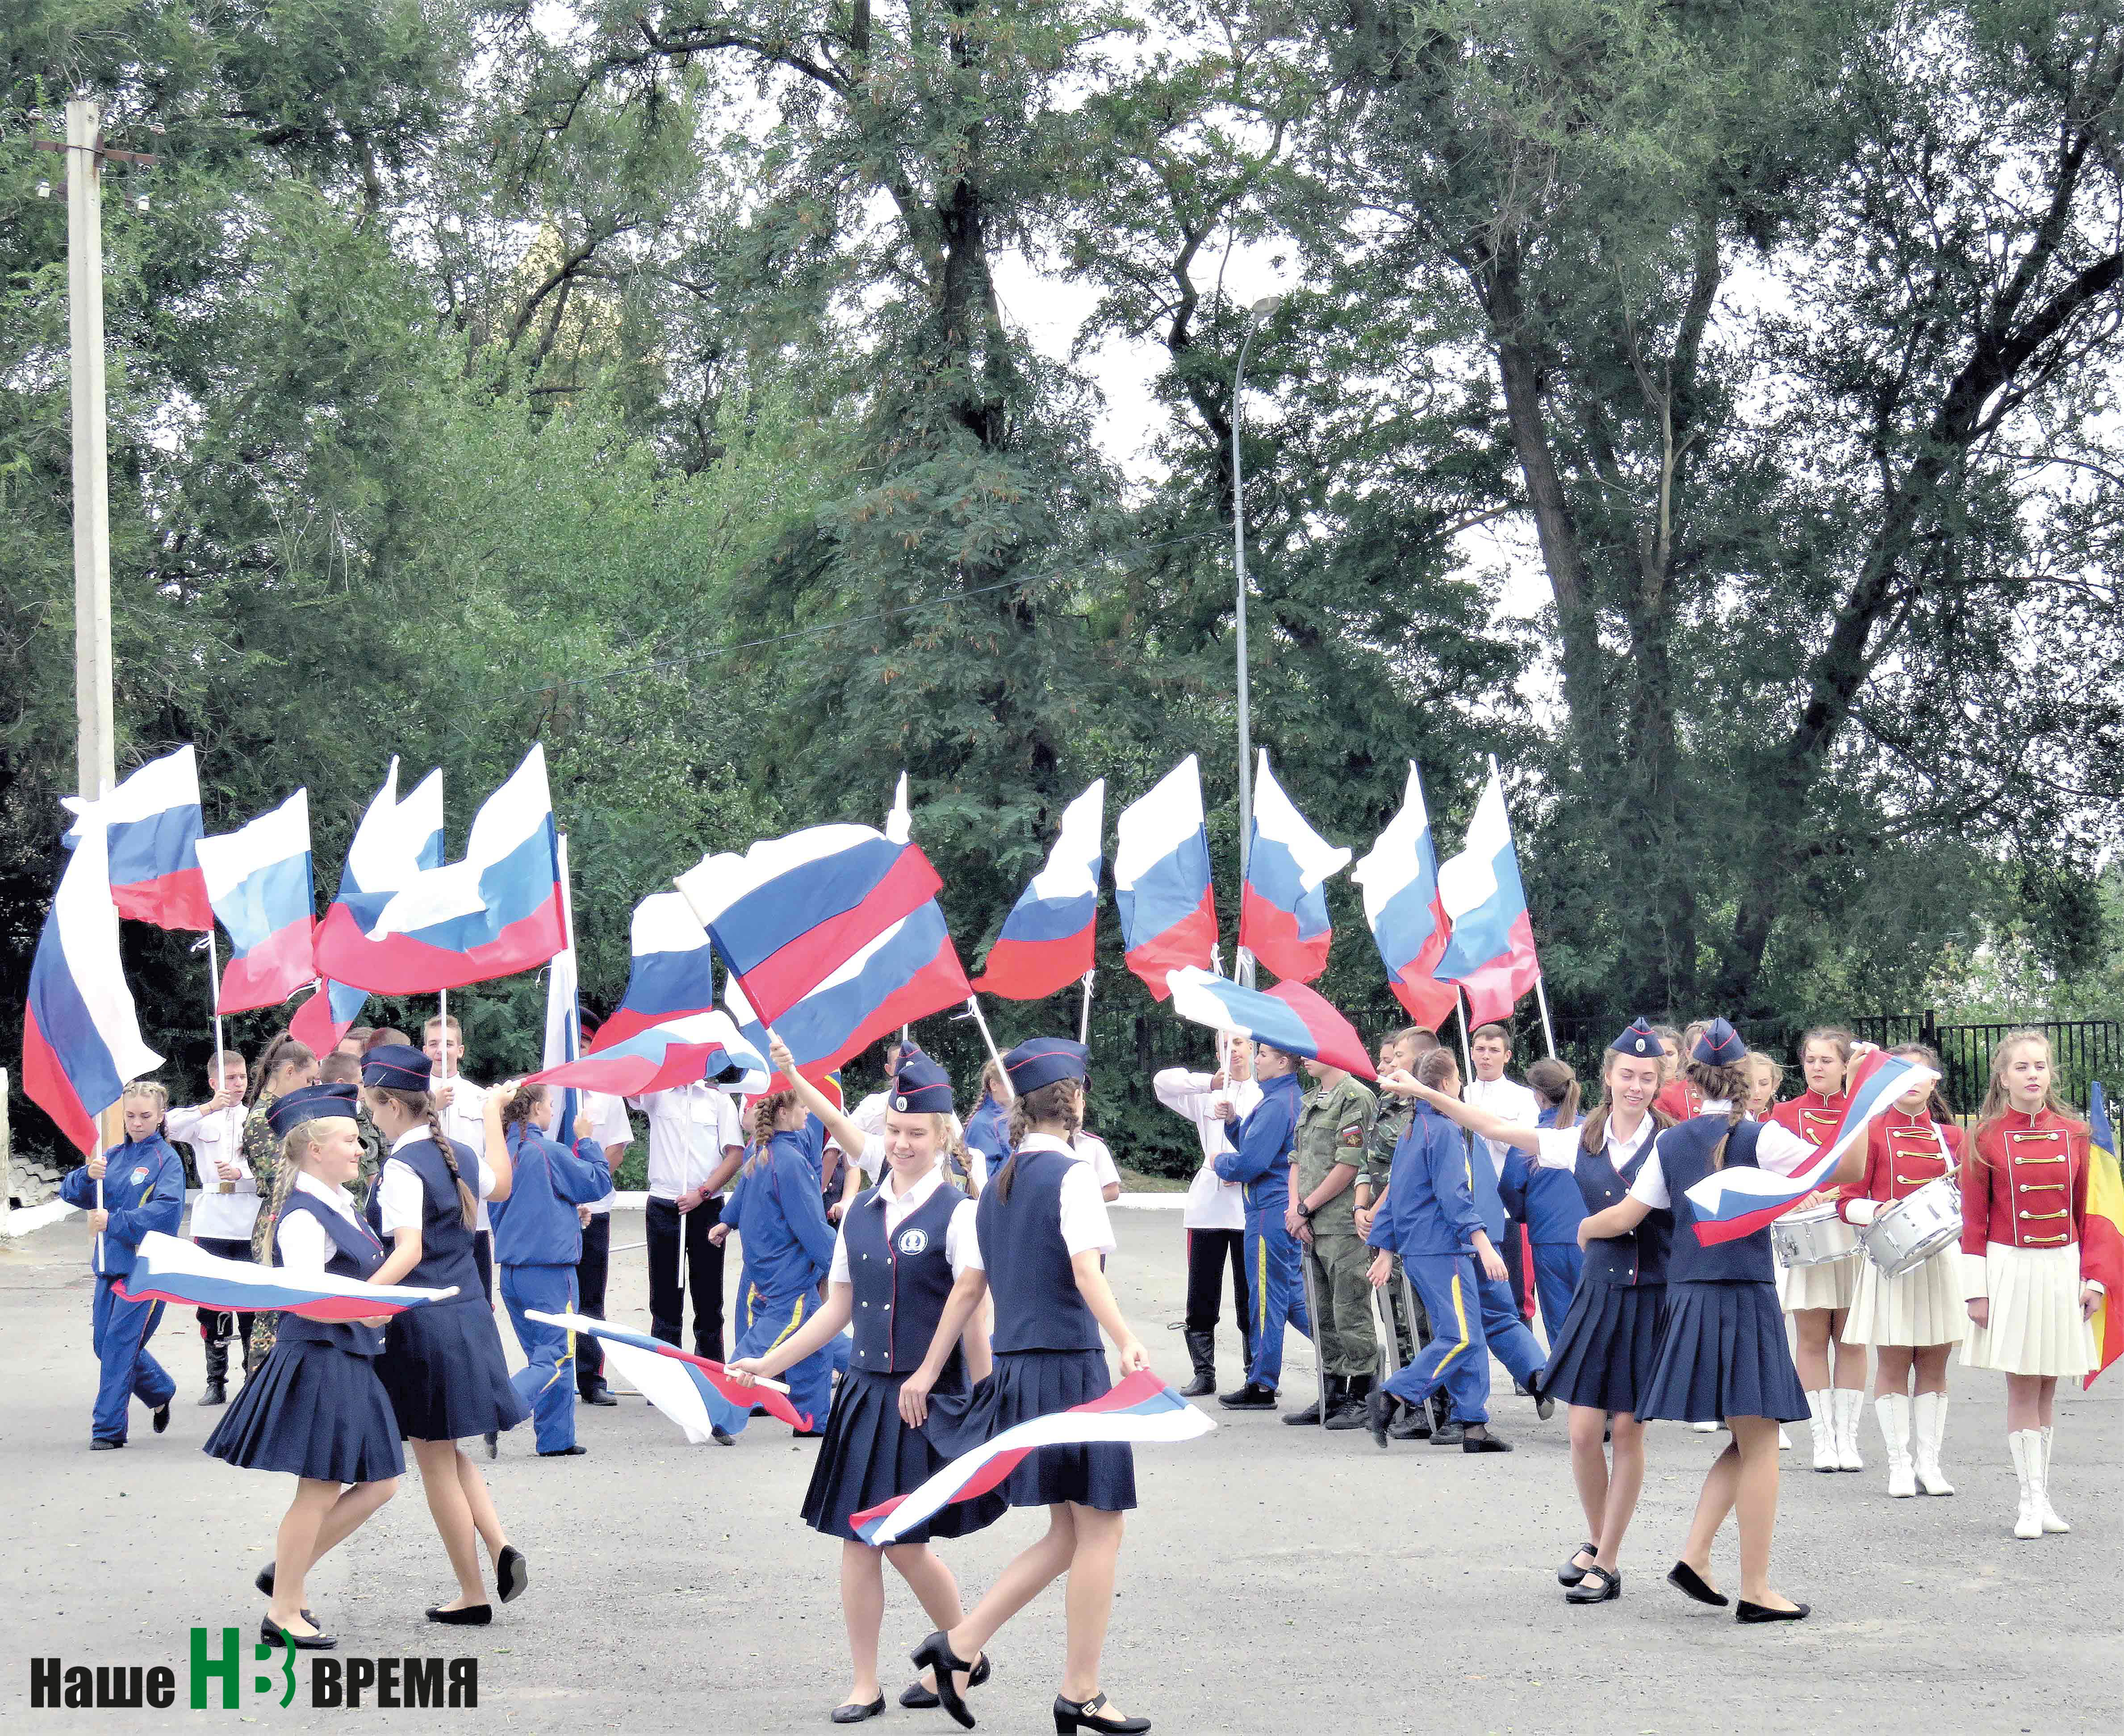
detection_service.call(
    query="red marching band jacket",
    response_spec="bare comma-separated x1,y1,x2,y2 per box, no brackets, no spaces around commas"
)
1837,1109,1962,1221
1767,1089,1848,1147
1958,1109,2091,1264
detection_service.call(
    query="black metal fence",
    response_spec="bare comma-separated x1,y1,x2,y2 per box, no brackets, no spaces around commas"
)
1846,1013,2122,1116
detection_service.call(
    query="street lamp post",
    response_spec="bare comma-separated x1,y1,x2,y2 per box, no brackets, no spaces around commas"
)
1231,293,1281,987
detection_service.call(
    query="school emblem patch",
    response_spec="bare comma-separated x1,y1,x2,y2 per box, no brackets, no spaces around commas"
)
895,1227,930,1256
129,1166,150,1185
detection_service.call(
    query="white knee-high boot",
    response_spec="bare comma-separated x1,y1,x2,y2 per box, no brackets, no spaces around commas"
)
1806,1389,1836,1472
1876,1394,1915,1497
1911,1391,1953,1495
2008,1430,2043,1539
2036,1424,2070,1533
1833,1386,1865,1471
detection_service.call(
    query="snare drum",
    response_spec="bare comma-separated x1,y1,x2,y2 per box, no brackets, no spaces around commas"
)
1860,1177,1962,1279
1770,1204,1859,1268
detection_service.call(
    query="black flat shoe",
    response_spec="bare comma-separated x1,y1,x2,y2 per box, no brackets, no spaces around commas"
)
260,1618,335,1651
1565,1564,1621,1604
1530,1370,1555,1422
494,1544,528,1603
1462,1432,1512,1453
250,1564,316,1624
1053,1690,1150,1734
1736,1598,1810,1624
909,1632,978,1730
832,1698,886,1723
1364,1385,1392,1447
90,1437,124,1450
152,1402,171,1434
1558,1543,1597,1586
1216,1382,1277,1410
426,1604,493,1626
581,1385,619,1407
711,1427,736,1445
901,1654,991,1708
537,1443,588,1457
1666,1561,1729,1608
484,1431,499,1459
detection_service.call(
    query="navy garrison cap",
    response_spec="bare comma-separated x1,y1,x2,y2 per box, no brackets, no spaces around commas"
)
1610,1017,1661,1058
1002,1038,1088,1097
266,1083,360,1139
1692,1019,1747,1067
360,1043,431,1092
890,1054,955,1116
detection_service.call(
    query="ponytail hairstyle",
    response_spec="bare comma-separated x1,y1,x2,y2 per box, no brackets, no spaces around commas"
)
995,1079,1083,1203
1525,1058,1580,1130
1684,1056,1751,1171
249,1033,316,1106
500,1082,548,1139
1886,1043,1954,1125
1974,1029,2081,1136
369,1083,477,1229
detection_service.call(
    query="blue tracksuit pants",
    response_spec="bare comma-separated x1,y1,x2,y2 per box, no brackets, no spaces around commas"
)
1382,1255,1492,1424
499,1264,578,1453
1476,1269,1548,1389
734,1288,837,1435
92,1277,175,1443
1530,1243,1584,1351
1244,1217,1311,1391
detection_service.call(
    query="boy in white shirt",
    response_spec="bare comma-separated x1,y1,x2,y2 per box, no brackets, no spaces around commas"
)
628,1082,744,1358
166,1050,253,1404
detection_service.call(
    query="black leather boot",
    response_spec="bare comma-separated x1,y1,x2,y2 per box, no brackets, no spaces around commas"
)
1284,1374,1338,1426
1178,1329,1216,1398
1325,1373,1372,1431
199,1332,229,1406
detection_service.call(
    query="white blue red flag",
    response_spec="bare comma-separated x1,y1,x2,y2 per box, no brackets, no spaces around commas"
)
1164,967,1377,1079
724,978,826,1100
24,800,163,1152
974,779,1104,1001
1683,1050,1936,1245
528,1009,763,1098
196,789,316,1014
116,1232,458,1318
674,825,944,1027
1430,763,1541,1025
301,757,445,1048
1114,757,1217,1002
598,892,719,1049
1238,751,1348,984
850,1372,1212,1545
350,743,567,992
64,744,212,931
762,903,972,1076
525,1309,814,1437
1350,762,1460,1032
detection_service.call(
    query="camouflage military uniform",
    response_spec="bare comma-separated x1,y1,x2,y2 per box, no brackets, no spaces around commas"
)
1295,1075,1379,1381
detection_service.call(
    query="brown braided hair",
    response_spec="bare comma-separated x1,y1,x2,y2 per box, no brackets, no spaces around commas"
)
995,1079,1083,1203
1684,1057,1752,1172
500,1083,549,1137
368,1083,477,1229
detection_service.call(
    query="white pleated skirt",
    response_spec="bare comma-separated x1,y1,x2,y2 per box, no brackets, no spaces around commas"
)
1778,1251,1859,1313
1842,1246,1966,1347
1960,1244,2095,1377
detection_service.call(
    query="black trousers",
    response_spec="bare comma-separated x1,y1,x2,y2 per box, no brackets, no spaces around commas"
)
194,1235,254,1340
647,1196,725,1359
473,1230,494,1303
575,1212,611,1392
1184,1227,1251,1348
1499,1212,1531,1319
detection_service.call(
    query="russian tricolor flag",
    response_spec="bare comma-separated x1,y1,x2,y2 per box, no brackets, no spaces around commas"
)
674,825,944,1028
598,892,720,1049
302,757,446,1046
339,745,568,994
117,1232,460,1318
530,1008,762,1098
1238,751,1348,984
1164,967,1377,1079
196,790,317,1015
1114,757,1217,1002
1429,762,1542,1026
64,745,212,931
1683,1050,1934,1245
974,779,1104,1001
764,902,973,1077
24,800,163,1153
525,1310,813,1437
1349,762,1459,1032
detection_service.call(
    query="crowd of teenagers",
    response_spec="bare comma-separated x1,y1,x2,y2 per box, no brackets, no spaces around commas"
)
56,1004,2105,1728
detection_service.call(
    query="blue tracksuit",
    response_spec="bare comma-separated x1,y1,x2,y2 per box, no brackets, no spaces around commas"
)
1367,1101,1493,1422
1215,1071,1310,1391
726,1125,841,1431
494,1127,612,1453
60,1135,185,1442
1498,1107,1586,1348
962,1096,1009,1186
1462,1119,1550,1390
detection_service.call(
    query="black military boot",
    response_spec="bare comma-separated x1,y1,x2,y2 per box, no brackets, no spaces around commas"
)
1325,1374,1372,1431
199,1332,229,1406
1178,1329,1217,1398
1284,1374,1339,1426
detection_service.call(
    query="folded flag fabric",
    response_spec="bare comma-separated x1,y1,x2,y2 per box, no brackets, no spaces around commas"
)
525,1311,814,1437
675,825,944,1028
115,1232,457,1319
1164,967,1377,1080
974,778,1104,1001
1349,761,1460,1032
63,744,212,931
849,1372,1212,1546
24,800,163,1154
725,978,828,1100
1114,757,1217,1001
1238,751,1348,984
598,891,721,1048
305,757,446,1044
197,789,317,1014
527,1009,762,1097
1430,762,1541,1025
2083,1082,2121,1390
1683,1050,1935,1245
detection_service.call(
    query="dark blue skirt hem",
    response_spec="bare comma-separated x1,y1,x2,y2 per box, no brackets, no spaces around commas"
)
922,1349,1137,1512
205,1342,405,1483
801,1369,1008,1543
1543,1280,1666,1416
1639,1280,1809,1424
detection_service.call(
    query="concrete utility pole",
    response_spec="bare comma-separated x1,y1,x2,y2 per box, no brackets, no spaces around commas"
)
1230,293,1282,990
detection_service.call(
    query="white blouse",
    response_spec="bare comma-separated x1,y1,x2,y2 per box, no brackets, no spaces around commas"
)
276,1171,374,1274
827,1164,978,1286
1532,1115,1658,1177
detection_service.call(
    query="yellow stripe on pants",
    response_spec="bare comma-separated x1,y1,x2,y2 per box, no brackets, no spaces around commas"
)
769,1295,809,1351
1430,1272,1473,1375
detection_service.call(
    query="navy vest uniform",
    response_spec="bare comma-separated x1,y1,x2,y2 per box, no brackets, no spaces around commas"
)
846,1179,966,1376
1541,1121,1672,1415
979,1150,1103,1354
1639,1117,1809,1424
203,1189,406,1484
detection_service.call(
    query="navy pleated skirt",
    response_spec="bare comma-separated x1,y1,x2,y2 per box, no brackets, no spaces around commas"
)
1543,1281,1667,1417
802,1369,1008,1544
205,1342,405,1484
922,1349,1137,1513
378,1299,527,1442
1639,1280,1809,1425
